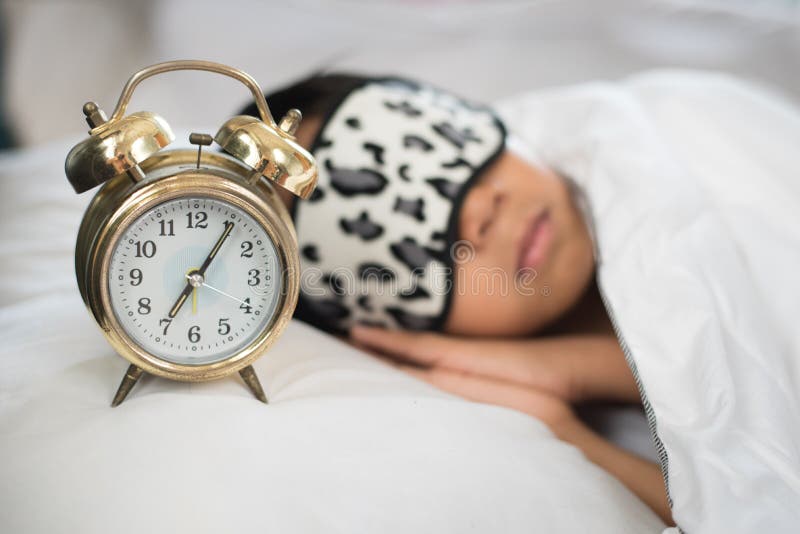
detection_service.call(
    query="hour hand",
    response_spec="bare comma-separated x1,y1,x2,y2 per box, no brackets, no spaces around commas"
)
168,269,208,318
167,283,193,318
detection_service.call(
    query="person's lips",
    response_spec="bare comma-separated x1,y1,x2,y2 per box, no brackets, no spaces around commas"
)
517,209,553,271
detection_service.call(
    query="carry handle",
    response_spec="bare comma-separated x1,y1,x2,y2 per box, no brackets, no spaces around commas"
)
106,60,275,126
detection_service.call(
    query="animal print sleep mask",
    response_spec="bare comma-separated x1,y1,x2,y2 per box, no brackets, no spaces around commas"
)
291,77,506,334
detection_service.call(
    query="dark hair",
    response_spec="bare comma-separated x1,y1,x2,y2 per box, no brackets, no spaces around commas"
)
239,72,370,124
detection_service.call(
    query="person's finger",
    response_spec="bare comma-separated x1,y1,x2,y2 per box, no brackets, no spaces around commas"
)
350,324,522,371
346,336,385,360
350,325,568,397
349,325,456,365
397,364,572,427
351,341,426,370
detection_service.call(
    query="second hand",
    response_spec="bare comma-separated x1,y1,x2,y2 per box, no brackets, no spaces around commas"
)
187,275,250,307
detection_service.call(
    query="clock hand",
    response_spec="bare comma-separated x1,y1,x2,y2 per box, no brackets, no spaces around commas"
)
167,286,192,319
196,221,235,276
182,267,199,314
187,275,250,307
167,221,235,318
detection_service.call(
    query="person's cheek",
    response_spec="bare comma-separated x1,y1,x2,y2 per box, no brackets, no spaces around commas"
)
448,262,535,337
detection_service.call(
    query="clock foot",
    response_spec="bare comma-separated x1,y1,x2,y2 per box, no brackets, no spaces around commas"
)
111,364,144,407
239,365,268,404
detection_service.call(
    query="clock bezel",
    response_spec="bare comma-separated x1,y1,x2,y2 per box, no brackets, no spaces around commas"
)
82,166,299,382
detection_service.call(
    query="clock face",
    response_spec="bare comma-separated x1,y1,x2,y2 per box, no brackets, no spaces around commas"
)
108,196,283,365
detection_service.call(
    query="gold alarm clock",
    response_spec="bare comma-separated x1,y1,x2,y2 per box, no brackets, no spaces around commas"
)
65,60,317,407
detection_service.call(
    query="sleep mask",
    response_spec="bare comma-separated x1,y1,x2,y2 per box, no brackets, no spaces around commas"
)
291,77,506,334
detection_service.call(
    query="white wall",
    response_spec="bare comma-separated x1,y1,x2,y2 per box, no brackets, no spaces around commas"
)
3,0,799,147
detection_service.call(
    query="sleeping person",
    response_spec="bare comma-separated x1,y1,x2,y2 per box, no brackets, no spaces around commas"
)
241,74,673,523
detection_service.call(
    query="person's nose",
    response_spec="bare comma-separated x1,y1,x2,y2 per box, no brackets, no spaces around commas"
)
459,181,505,250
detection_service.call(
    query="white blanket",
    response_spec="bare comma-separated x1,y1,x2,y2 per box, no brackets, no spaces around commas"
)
496,70,800,532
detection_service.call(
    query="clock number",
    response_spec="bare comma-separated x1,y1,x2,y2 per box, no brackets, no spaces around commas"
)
129,268,143,286
239,297,253,314
217,318,231,335
240,241,253,258
137,297,151,315
188,325,201,343
159,318,172,335
247,269,260,286
186,211,208,229
159,219,175,236
134,240,156,258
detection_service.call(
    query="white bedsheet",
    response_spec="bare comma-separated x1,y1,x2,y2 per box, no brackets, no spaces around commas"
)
0,140,662,528
496,69,800,533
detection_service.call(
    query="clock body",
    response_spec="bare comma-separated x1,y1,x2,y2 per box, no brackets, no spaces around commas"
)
75,149,299,382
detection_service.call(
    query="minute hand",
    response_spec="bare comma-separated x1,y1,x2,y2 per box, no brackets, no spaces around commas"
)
167,221,235,318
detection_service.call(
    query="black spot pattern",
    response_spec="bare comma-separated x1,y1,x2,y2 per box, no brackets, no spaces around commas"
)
308,187,325,202
432,122,481,149
316,137,333,149
296,294,349,336
430,230,447,242
403,134,434,152
441,157,475,171
384,100,423,117
393,196,425,222
358,262,396,282
399,284,430,300
357,295,373,312
345,117,361,129
326,159,388,196
302,244,320,263
398,164,412,182
385,307,438,330
321,272,347,296
390,237,438,271
357,319,388,329
426,177,461,201
300,296,350,321
340,211,384,240
363,142,386,165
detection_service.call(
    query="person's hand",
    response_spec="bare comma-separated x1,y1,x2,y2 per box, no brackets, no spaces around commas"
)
350,325,640,405
350,325,575,398
349,325,576,428
404,362,576,430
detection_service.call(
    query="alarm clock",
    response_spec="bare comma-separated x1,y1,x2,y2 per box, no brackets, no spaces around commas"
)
64,60,317,407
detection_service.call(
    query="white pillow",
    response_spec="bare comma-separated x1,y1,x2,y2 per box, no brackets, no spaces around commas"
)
0,136,664,533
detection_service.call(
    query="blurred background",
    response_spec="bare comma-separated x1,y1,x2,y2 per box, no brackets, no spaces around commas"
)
0,0,798,149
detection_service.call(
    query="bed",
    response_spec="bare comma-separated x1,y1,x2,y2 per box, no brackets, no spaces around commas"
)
0,136,663,532
2,2,799,532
